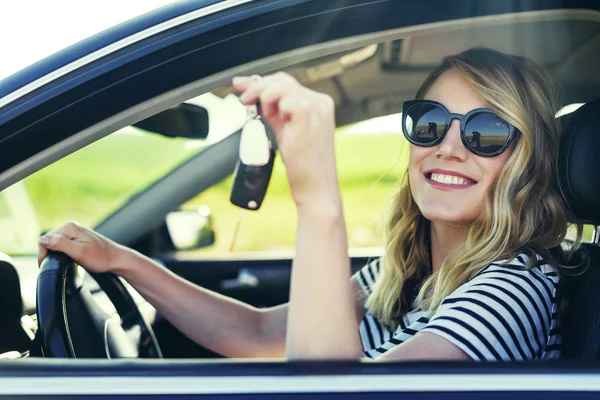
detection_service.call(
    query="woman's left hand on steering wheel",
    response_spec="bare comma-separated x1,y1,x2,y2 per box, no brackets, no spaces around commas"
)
38,221,132,274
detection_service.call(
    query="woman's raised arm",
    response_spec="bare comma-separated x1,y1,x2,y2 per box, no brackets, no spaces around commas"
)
234,73,363,359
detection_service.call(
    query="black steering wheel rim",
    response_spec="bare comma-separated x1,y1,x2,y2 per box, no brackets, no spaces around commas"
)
36,251,162,358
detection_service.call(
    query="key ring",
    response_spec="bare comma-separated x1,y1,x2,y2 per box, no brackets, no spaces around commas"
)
245,103,258,122
244,75,261,121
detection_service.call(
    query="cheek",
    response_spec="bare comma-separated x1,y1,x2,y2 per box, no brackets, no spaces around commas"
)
408,146,430,173
479,150,512,183
408,146,426,187
475,152,512,201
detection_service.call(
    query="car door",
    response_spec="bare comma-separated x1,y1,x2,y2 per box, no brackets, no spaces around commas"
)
2,0,600,398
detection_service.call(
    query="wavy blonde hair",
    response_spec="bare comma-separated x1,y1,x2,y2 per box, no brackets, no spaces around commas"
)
366,48,582,329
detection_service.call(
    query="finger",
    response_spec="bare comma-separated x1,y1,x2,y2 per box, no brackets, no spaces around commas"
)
232,76,252,92
44,221,84,242
232,74,263,96
258,80,301,118
239,72,296,106
37,242,48,267
38,233,84,262
57,221,83,238
278,94,314,121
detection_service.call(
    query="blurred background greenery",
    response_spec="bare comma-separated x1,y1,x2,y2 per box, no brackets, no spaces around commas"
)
188,133,408,255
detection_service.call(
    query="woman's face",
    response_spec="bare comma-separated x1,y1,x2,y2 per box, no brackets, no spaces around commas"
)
408,69,513,225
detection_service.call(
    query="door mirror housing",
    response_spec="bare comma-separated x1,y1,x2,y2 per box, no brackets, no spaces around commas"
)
165,206,215,251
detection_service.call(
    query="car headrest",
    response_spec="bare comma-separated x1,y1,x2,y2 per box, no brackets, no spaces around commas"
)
558,99,600,225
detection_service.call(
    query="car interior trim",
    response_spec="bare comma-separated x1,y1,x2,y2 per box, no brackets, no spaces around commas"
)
0,0,256,111
0,7,596,194
0,373,599,395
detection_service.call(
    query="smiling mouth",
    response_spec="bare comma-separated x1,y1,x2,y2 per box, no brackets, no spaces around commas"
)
425,172,477,186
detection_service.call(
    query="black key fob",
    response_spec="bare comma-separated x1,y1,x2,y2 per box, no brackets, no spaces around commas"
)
230,110,275,210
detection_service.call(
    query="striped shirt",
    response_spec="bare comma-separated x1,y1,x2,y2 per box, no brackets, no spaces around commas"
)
355,253,561,361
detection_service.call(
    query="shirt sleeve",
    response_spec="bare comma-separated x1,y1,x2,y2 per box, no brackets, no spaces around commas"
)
352,258,381,297
420,263,556,361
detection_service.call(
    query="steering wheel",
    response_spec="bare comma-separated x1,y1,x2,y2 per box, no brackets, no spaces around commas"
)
36,251,162,358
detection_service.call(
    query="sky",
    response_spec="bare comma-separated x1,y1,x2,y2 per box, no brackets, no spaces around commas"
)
0,0,174,80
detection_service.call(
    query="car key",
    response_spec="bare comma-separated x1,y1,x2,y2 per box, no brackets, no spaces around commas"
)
230,103,275,210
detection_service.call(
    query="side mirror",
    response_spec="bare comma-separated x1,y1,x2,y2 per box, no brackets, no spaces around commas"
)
165,206,215,251
133,103,210,139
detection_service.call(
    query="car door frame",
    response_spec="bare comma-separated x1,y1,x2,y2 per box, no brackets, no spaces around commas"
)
1,359,600,398
2,0,600,396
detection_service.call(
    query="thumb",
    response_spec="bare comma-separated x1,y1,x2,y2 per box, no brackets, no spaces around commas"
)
37,242,48,267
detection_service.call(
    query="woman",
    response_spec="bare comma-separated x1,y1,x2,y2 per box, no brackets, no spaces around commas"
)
38,48,580,361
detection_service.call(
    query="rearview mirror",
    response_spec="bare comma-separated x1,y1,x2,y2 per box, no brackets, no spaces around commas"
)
133,103,210,139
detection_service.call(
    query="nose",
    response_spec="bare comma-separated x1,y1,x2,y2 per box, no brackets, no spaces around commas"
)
434,119,468,161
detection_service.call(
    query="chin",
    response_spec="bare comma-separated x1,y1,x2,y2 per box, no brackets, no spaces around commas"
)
419,207,479,225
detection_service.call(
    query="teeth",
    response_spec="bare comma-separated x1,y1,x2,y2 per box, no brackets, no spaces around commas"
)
430,173,473,186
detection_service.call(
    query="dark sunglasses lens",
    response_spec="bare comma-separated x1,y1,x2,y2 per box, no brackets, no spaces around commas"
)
464,113,511,155
405,103,446,144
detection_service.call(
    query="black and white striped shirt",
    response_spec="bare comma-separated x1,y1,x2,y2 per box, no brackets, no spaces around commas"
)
355,253,561,361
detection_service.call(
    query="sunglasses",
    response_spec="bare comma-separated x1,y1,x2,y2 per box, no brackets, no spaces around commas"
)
402,100,519,157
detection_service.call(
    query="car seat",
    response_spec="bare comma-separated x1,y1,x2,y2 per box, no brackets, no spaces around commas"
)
557,98,600,360
0,253,31,354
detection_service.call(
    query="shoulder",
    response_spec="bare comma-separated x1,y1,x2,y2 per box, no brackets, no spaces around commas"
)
450,252,558,320
468,252,559,298
421,252,558,361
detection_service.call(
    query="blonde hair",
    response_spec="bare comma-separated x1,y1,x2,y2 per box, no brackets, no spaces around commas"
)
366,48,582,328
